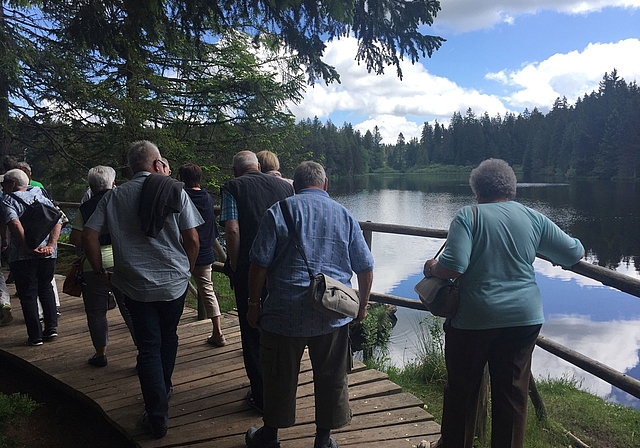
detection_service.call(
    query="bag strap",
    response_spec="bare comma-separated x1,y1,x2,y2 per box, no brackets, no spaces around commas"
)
8,192,30,208
434,204,478,258
280,200,314,279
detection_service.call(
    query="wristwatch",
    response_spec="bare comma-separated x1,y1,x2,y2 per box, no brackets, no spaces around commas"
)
94,268,107,276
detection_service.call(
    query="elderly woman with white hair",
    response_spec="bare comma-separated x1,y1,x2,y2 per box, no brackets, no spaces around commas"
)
70,166,136,367
423,159,584,448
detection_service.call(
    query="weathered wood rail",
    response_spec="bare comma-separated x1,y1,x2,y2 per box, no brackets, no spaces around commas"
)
359,221,640,402
0,275,440,448
56,201,640,402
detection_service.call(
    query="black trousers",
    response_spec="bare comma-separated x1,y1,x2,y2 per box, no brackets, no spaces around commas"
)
234,271,264,409
441,322,542,448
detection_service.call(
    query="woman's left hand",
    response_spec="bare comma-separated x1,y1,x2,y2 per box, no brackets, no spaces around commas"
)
423,259,437,277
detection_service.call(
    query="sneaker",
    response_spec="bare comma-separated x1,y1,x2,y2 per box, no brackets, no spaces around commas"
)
206,333,226,347
0,306,12,325
88,354,108,367
141,412,167,439
29,339,43,346
245,427,280,448
43,329,58,340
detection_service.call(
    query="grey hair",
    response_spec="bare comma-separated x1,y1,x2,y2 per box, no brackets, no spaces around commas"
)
87,166,116,193
232,151,259,171
128,140,160,173
293,161,326,190
16,161,31,173
4,168,30,187
469,158,517,201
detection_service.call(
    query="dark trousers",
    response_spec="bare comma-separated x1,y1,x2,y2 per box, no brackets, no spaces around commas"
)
441,323,541,448
125,289,186,428
260,326,352,429
12,258,57,343
234,272,264,409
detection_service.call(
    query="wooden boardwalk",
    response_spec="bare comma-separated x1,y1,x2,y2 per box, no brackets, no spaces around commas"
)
0,275,440,448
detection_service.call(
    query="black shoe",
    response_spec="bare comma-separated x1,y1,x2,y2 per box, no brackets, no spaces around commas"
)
314,436,338,448
246,391,263,414
88,354,108,367
28,339,43,346
245,427,280,448
141,412,167,439
43,329,58,340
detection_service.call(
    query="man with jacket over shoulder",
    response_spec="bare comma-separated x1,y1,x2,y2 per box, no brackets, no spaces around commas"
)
219,150,294,414
82,140,203,439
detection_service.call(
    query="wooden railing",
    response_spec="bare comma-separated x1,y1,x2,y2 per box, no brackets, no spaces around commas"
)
359,221,640,403
56,201,640,402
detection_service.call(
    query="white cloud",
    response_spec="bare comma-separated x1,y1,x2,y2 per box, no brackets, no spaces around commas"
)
288,37,508,143
488,38,640,112
436,0,640,33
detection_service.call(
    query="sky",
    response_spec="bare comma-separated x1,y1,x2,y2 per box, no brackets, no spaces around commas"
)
287,1,640,144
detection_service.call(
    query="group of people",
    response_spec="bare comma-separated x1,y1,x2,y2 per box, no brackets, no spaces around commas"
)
0,156,62,345
0,143,585,448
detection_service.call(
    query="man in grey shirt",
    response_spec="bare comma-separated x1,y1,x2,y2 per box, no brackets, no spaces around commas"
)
83,140,203,439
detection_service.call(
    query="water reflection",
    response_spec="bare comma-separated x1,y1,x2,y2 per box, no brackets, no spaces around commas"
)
330,175,640,408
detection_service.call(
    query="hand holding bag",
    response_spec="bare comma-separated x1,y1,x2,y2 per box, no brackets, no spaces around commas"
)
415,205,477,319
280,200,360,319
62,256,84,297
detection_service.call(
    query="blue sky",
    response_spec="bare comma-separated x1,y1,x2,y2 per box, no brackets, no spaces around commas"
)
287,2,640,143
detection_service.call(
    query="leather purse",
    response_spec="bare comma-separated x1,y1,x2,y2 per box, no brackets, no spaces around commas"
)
415,205,478,319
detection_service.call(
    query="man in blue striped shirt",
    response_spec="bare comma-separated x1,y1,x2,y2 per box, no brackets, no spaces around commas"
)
245,161,374,448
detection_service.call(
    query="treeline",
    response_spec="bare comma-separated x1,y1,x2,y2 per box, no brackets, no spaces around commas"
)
298,70,640,179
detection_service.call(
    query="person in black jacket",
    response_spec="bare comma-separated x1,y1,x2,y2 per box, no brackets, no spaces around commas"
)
219,151,294,413
179,163,226,347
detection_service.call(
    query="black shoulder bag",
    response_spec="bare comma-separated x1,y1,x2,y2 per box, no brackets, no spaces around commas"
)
9,193,62,250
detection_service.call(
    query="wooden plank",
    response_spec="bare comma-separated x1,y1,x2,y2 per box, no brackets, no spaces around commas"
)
1,279,440,448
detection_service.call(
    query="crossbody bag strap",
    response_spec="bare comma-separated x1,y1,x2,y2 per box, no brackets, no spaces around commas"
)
434,204,478,258
279,200,314,279
9,192,30,207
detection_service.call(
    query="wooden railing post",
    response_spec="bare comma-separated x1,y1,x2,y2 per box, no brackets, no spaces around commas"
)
363,221,372,251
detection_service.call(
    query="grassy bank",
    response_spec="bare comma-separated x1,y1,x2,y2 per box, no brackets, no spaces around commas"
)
369,315,640,448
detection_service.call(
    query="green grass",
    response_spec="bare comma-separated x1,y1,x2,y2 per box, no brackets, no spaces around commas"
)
379,315,640,448
0,393,40,448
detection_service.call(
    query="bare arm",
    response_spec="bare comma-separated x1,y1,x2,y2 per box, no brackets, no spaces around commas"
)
7,219,27,250
355,269,374,323
181,227,200,273
82,228,103,272
423,259,462,280
69,228,82,248
34,223,61,257
247,263,268,328
224,219,240,272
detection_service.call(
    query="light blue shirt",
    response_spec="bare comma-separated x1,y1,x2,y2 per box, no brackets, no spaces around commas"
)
250,188,374,337
85,172,204,302
438,201,584,330
1,186,60,263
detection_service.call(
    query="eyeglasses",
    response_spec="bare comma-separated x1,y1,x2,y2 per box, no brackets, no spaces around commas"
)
156,159,171,175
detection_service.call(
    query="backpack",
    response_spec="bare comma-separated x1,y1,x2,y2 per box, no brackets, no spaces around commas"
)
9,192,62,250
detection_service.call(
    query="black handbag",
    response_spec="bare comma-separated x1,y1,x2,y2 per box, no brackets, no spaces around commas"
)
415,205,478,319
280,200,360,319
9,193,62,249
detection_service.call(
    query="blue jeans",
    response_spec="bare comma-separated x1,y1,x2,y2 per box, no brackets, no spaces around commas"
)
125,289,186,428
11,258,57,343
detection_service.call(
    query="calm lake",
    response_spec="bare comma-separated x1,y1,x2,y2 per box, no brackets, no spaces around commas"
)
329,173,640,410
